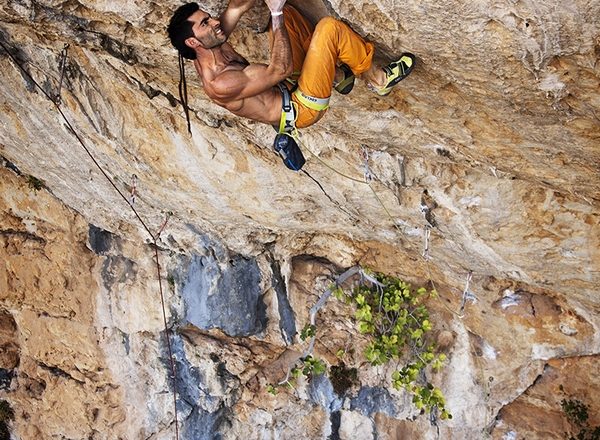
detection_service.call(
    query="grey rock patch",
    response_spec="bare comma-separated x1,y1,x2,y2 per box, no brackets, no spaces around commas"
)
270,258,296,345
88,224,115,255
308,374,343,413
350,386,397,417
180,250,266,337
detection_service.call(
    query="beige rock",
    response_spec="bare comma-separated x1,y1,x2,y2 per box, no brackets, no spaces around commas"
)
339,409,373,440
0,0,599,438
491,356,600,440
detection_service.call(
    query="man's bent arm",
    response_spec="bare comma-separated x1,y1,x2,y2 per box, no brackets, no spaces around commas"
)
268,4,292,79
210,1,292,100
219,0,255,37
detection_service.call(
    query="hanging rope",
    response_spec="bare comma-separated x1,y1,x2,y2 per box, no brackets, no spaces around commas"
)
301,169,362,222
0,40,180,440
157,211,173,237
301,140,470,319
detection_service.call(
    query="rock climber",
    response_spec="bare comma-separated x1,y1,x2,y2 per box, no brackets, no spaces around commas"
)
167,0,415,170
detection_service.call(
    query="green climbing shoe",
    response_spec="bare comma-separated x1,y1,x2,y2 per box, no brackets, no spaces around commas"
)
372,53,415,96
334,63,355,95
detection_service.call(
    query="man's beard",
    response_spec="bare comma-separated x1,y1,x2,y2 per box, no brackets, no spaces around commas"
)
200,33,227,49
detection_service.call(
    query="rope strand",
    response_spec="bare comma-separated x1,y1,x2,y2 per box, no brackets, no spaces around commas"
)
0,39,180,439
154,244,179,440
302,141,466,318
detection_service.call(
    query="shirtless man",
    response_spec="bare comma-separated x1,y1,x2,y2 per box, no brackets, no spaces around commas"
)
167,0,414,167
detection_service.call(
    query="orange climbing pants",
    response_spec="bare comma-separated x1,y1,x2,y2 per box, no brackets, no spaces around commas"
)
270,6,375,128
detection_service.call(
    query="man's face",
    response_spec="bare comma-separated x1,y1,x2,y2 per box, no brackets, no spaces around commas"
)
186,10,227,50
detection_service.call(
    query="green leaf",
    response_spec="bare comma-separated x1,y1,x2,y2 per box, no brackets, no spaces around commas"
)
411,328,423,340
266,384,278,395
313,359,326,375
432,388,445,404
300,324,316,341
333,287,343,300
355,307,372,322
440,409,452,420
358,321,374,334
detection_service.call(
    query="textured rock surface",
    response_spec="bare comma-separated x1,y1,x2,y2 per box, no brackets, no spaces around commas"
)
0,0,599,438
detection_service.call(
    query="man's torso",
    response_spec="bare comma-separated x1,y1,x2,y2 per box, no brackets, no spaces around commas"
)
199,44,282,126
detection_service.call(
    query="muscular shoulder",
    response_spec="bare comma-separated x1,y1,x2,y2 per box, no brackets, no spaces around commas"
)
204,69,241,101
202,73,244,109
209,63,268,101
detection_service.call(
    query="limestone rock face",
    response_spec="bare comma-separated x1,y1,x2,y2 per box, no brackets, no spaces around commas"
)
0,0,599,439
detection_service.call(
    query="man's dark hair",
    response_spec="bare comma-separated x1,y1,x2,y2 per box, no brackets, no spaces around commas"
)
168,2,200,60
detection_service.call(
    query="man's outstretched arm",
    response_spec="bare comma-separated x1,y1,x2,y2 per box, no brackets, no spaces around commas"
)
219,0,255,37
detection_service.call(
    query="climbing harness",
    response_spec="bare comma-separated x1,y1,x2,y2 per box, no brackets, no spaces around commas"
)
276,82,298,135
273,75,330,171
273,83,305,171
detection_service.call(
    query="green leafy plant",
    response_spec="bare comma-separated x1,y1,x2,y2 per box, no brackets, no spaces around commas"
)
269,268,451,422
339,272,451,419
266,384,278,395
561,397,600,440
275,355,327,391
301,355,326,377
299,324,316,341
